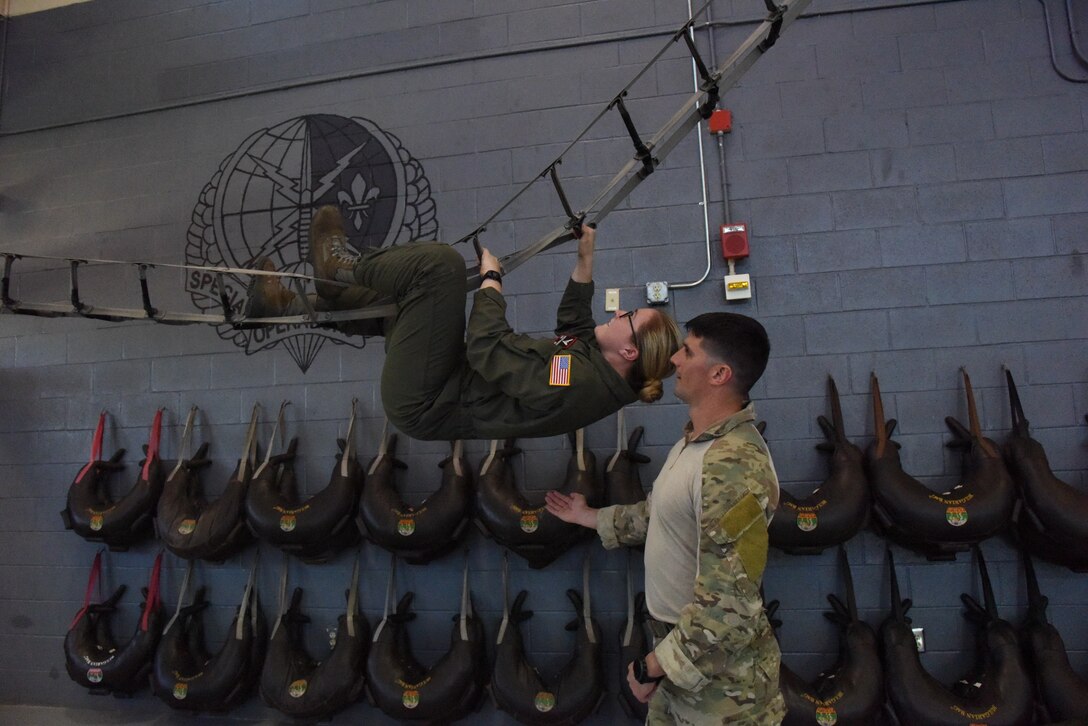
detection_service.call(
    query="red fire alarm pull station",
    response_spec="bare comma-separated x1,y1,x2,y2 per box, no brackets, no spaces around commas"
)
708,109,732,134
721,223,749,260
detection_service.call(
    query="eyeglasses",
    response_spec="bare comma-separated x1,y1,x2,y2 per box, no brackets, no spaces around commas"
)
619,309,638,347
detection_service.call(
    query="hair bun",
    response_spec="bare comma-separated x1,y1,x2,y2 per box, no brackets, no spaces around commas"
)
638,378,664,404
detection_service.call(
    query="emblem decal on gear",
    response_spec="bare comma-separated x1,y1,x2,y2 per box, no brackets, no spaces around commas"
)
186,114,438,372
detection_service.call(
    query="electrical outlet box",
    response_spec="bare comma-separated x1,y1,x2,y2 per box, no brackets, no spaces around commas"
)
645,281,669,305
605,288,620,312
912,627,925,653
724,274,751,301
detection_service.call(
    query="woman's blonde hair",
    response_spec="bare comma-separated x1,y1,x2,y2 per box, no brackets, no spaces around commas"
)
631,309,683,403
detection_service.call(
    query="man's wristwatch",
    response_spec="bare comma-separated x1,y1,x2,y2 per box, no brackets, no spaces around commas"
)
480,269,502,284
633,657,664,685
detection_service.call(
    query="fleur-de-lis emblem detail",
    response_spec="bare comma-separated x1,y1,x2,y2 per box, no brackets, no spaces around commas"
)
338,173,381,231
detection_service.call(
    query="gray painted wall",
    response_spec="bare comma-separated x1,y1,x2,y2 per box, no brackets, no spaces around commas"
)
0,0,1085,722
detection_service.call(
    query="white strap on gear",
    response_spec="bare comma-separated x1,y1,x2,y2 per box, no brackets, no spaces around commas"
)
373,553,396,642
607,408,626,472
270,552,290,640
582,552,595,644
368,419,391,477
168,406,199,480
458,554,472,642
164,558,195,635
452,440,464,477
254,400,289,478
346,550,360,638
236,553,259,641
496,551,510,645
575,428,587,472
340,399,358,478
237,403,261,481
480,439,499,476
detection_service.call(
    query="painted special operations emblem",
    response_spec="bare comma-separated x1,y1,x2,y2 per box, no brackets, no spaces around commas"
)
397,518,415,536
86,668,103,684
177,519,197,535
402,689,420,709
89,514,104,531
288,679,308,698
185,114,438,372
279,514,296,532
173,682,188,700
815,705,838,725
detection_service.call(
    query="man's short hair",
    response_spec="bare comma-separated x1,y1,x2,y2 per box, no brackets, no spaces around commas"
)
685,312,770,395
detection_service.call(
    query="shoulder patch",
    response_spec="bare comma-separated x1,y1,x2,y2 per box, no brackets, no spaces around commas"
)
720,492,763,541
549,354,572,386
719,492,769,581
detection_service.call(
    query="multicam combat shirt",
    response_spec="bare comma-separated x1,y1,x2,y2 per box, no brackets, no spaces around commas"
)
597,403,785,723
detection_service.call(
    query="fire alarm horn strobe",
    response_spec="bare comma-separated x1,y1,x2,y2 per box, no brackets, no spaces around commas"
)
721,223,750,260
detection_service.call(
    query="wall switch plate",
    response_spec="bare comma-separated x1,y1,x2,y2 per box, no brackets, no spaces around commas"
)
912,627,925,653
645,281,669,305
605,288,620,312
724,274,752,301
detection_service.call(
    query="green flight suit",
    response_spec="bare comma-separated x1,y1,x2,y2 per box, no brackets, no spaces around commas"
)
353,242,637,441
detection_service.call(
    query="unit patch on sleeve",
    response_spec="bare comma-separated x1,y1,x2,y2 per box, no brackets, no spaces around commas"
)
549,354,572,386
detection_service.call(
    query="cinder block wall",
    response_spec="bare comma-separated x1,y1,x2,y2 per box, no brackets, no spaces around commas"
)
0,0,1084,723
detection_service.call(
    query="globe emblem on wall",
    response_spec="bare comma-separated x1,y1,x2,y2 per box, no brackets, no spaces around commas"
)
185,114,438,372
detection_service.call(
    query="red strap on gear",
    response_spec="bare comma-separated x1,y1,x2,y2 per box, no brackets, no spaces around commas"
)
75,413,106,484
141,409,163,481
140,552,163,632
69,551,102,630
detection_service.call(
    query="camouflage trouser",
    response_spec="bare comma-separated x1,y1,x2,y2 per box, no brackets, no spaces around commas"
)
645,631,785,726
351,242,469,440
647,680,785,725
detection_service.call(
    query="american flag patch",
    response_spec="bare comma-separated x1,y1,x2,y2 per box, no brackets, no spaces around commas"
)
549,354,572,386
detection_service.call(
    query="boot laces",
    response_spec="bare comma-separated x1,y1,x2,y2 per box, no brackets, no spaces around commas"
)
328,235,360,264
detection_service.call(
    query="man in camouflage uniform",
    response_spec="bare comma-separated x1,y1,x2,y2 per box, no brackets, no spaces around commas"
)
546,312,784,725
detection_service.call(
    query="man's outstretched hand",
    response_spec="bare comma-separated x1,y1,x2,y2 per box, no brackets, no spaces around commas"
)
544,490,599,529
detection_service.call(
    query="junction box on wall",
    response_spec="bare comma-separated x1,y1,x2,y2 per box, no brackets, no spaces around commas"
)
645,281,669,305
708,108,732,134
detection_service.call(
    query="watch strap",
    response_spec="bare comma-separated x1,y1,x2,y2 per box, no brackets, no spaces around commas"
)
481,269,503,284
635,656,664,684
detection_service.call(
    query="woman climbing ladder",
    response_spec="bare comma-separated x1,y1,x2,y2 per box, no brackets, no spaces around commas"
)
247,205,682,441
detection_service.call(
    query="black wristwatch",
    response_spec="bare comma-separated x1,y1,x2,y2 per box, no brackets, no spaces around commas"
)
480,269,503,285
633,657,664,685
